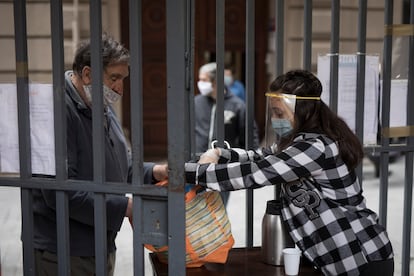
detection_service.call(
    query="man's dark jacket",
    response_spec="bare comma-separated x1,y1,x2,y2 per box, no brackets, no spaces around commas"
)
32,71,155,256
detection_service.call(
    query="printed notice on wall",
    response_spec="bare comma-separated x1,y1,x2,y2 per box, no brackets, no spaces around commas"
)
386,79,408,127
0,83,55,175
317,54,380,145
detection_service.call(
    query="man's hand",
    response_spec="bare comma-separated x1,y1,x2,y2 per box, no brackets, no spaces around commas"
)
199,148,220,164
153,164,168,181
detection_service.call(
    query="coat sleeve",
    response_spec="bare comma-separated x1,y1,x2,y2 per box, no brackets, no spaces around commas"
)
186,138,326,192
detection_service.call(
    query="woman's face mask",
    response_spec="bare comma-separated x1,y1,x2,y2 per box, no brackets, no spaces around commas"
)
271,118,293,137
265,91,320,146
83,84,121,107
197,81,213,96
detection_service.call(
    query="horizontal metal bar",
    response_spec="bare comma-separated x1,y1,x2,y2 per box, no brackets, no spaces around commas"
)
0,178,168,197
141,232,168,245
364,144,414,153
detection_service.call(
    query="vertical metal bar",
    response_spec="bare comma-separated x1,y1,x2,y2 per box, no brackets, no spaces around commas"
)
354,0,367,184
245,0,255,248
245,0,255,152
89,0,107,275
128,0,145,275
189,0,196,159
20,190,34,276
329,0,340,113
380,0,393,227
402,1,414,275
275,0,284,77
166,0,188,274
128,0,145,273
303,0,312,70
215,0,225,147
274,0,285,202
402,151,413,276
50,0,70,275
245,0,255,249
13,1,35,275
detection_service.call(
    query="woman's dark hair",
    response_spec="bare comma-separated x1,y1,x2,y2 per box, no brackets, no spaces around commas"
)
269,69,364,170
72,33,130,76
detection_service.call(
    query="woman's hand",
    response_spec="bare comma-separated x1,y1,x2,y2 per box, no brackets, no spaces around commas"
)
199,148,220,164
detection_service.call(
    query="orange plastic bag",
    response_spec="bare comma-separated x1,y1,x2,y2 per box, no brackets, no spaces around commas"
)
145,181,234,267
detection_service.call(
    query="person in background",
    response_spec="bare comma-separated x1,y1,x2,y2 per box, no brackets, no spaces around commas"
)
32,34,168,276
224,65,246,102
195,62,259,205
186,69,394,276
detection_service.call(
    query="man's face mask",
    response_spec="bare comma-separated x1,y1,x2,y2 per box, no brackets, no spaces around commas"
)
197,81,213,96
264,91,320,147
83,84,121,107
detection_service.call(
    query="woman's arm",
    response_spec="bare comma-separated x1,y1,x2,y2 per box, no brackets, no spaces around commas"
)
185,137,326,192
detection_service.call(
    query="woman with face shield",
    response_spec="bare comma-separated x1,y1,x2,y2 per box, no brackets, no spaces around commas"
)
185,69,394,275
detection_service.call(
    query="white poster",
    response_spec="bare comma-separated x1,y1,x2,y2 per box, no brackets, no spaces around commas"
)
0,83,55,175
386,79,408,127
317,54,380,145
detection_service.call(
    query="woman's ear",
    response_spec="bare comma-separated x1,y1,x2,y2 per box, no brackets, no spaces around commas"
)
81,66,92,85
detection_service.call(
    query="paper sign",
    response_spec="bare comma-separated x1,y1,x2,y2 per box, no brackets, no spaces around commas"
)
317,54,380,145
0,83,55,175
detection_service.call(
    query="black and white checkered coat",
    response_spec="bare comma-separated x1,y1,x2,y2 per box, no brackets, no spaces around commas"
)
185,132,393,275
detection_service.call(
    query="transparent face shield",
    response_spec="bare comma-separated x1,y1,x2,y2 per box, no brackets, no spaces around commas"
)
264,92,320,150
264,92,296,149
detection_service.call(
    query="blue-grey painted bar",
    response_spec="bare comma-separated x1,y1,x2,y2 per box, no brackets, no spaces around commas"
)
274,0,285,201
402,1,414,275
245,0,255,151
355,0,367,183
166,0,188,274
303,0,312,70
329,0,339,113
128,0,146,274
13,1,35,275
20,190,34,276
128,0,145,189
245,0,255,249
90,0,107,274
189,0,196,159
50,0,70,275
0,177,168,196
215,0,225,148
380,0,393,228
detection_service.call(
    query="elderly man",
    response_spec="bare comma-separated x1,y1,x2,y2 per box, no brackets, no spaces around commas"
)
32,34,167,276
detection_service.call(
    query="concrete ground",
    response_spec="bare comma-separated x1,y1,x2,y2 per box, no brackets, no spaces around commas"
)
0,157,413,275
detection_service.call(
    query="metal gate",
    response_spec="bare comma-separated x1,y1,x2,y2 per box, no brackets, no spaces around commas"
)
0,0,413,275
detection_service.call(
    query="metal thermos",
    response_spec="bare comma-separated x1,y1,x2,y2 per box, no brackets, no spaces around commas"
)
261,199,295,266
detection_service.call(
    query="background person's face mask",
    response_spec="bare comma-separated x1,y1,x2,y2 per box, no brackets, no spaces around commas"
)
197,81,213,96
224,76,233,87
83,84,121,107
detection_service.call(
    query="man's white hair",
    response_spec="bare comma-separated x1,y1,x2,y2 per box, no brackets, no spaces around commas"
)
199,62,217,82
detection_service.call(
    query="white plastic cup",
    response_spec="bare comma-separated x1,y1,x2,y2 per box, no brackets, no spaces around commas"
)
282,247,301,275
